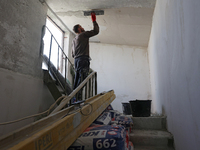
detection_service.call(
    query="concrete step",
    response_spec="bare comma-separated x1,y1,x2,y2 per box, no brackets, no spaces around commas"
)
57,85,66,94
134,145,175,150
130,130,174,147
43,70,63,101
132,116,167,130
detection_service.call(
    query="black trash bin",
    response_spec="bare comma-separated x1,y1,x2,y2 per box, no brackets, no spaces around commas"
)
129,100,152,117
122,102,132,115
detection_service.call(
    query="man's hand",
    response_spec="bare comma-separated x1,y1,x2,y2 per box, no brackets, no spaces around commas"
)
91,12,96,22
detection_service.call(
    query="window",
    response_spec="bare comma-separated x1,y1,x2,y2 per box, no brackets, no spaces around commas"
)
42,17,64,71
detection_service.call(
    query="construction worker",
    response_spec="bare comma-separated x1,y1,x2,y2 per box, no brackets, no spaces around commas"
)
72,12,99,100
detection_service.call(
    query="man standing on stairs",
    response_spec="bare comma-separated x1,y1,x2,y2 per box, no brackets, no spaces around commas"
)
71,12,99,98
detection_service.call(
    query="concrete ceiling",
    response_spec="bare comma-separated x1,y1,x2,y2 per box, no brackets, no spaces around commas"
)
45,0,156,47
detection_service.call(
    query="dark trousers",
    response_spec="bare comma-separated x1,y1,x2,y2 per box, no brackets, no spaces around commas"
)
73,56,90,90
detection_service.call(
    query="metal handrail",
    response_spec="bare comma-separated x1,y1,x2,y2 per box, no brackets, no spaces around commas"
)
50,71,97,114
41,25,75,94
42,25,75,71
41,25,97,104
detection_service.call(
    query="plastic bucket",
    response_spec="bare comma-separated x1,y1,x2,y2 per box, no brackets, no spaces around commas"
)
122,102,132,115
129,100,152,117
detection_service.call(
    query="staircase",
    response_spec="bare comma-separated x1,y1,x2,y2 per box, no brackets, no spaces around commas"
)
41,25,74,102
41,25,97,105
43,69,66,101
130,116,175,150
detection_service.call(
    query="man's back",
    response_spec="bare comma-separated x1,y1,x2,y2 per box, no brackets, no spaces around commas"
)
72,21,99,59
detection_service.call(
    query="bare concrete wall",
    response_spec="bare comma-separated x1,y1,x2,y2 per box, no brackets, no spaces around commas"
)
148,0,200,149
0,0,55,136
0,0,46,77
0,68,55,136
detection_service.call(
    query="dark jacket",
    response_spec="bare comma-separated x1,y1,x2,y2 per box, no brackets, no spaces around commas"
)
72,21,99,59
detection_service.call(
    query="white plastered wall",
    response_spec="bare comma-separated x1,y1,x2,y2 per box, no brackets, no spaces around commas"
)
148,0,200,149
90,43,151,113
65,32,75,86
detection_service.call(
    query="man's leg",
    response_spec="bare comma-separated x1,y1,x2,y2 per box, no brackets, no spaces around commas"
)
73,71,79,90
81,67,89,81
80,57,90,80
75,58,90,87
73,57,90,101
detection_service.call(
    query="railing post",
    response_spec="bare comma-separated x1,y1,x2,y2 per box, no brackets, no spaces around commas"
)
43,26,99,106
89,78,91,98
87,81,89,99
65,57,67,92
95,73,97,95
90,78,92,97
57,45,60,73
48,35,53,71
91,75,94,96
85,82,87,99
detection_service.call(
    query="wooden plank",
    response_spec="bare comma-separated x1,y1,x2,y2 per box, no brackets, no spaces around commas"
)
4,90,115,150
53,95,116,149
0,92,104,150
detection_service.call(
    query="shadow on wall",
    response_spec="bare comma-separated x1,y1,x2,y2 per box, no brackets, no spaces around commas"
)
162,105,166,116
